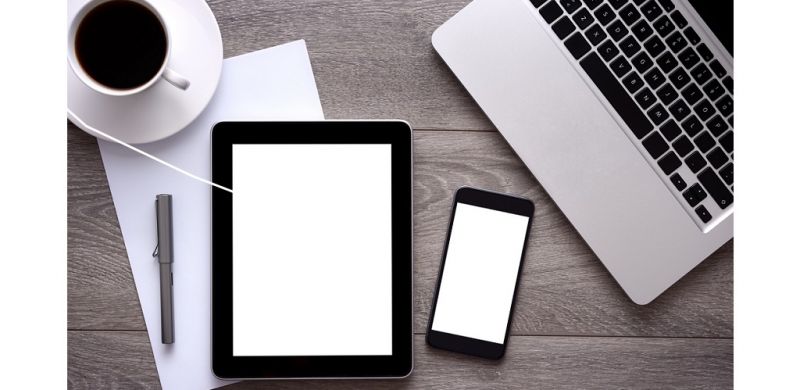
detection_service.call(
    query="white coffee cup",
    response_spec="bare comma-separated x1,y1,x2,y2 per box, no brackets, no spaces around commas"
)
67,0,190,97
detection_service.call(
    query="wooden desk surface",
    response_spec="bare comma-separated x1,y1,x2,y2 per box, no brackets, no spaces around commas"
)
67,0,732,388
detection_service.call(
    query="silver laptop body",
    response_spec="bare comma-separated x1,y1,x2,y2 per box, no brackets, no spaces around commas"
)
432,0,733,304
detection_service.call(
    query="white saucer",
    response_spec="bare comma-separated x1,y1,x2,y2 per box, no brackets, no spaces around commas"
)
67,0,223,144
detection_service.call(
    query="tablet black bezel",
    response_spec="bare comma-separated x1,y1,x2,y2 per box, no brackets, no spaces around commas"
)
211,121,413,378
426,187,534,360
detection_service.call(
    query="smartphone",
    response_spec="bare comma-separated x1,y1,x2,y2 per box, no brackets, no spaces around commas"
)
426,187,534,359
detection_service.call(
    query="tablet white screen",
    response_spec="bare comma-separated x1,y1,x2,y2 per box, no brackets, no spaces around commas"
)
431,203,529,344
231,144,393,356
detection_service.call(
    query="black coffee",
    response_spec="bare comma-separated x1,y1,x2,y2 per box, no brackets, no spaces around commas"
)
75,0,167,90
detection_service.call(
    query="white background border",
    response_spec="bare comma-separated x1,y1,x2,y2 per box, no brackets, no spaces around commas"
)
0,1,66,388
1,0,799,387
734,0,800,387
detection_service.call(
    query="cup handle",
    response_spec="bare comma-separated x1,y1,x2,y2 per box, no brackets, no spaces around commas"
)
162,67,190,90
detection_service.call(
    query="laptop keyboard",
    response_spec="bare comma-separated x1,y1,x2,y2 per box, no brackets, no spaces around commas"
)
531,0,733,227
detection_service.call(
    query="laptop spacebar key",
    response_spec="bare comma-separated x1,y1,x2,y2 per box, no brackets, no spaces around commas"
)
580,52,654,139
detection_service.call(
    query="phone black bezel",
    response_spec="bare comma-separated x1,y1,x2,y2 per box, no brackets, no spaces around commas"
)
210,121,413,378
426,187,534,360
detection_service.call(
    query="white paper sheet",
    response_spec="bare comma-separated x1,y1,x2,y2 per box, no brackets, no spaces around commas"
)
97,40,324,389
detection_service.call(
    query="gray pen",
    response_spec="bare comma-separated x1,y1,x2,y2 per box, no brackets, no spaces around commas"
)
154,194,175,344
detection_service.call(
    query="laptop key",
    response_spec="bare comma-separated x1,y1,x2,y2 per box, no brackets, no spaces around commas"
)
610,55,633,77
586,23,608,45
684,27,701,45
715,95,733,117
695,205,712,223
658,151,682,175
656,83,678,105
719,130,733,153
720,163,733,185
665,31,687,52
619,36,640,57
646,103,669,125
641,0,663,21
594,4,615,25
670,10,687,28
559,0,581,14
653,15,675,37
655,51,677,73
579,52,654,138
697,43,713,62
693,130,715,153
690,63,712,85
707,147,728,169
670,172,687,191
703,79,725,101
564,32,591,59
531,0,547,7
622,72,644,93
572,8,595,29
606,0,624,9
684,151,707,173
668,67,690,89
583,0,603,10
643,130,669,158
681,114,702,136
722,76,733,93
598,40,620,61
660,119,681,140
709,60,727,78
540,1,564,23
656,0,675,12
698,167,733,209
607,20,629,42
553,16,577,39
632,51,654,72
706,114,729,137
672,135,694,157
643,36,666,57
693,98,716,121
682,183,707,207
678,47,700,69
668,99,690,121
619,4,641,26
631,20,654,41
609,0,627,9
643,67,666,89
681,83,702,105
634,88,657,109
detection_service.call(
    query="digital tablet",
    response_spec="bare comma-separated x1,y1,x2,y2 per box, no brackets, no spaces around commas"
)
211,121,413,379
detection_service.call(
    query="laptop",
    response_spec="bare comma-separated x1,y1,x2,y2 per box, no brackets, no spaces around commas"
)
432,0,733,304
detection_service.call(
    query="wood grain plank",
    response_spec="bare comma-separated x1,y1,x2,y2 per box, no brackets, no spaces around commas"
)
69,331,159,389
68,123,146,330
68,331,731,389
68,126,732,337
206,0,494,131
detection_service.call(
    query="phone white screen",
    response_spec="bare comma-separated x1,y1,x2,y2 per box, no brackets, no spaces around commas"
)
431,203,529,344
231,144,393,356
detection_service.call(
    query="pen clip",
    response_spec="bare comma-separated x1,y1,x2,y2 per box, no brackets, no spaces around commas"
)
153,198,160,261
154,194,173,264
